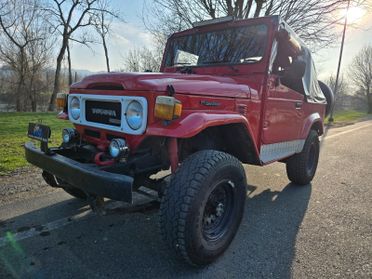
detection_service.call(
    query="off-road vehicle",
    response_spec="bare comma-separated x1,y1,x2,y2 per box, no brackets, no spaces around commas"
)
25,15,333,265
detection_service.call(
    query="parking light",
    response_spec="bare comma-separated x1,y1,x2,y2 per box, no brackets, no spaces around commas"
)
154,96,182,121
56,93,67,110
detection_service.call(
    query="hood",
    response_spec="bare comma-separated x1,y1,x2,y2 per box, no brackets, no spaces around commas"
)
70,72,251,98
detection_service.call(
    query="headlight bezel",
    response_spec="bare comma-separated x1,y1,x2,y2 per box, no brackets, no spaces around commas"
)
125,100,143,130
70,96,81,120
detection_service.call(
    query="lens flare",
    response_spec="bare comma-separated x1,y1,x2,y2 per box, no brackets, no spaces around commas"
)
340,6,366,23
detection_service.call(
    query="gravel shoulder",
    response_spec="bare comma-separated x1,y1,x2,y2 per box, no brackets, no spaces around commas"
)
0,167,58,205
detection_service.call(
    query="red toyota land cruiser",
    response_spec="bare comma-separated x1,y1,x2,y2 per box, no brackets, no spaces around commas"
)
25,15,333,265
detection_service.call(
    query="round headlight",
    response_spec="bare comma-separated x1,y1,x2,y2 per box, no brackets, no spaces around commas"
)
70,97,80,120
125,101,143,130
109,138,128,158
62,128,77,143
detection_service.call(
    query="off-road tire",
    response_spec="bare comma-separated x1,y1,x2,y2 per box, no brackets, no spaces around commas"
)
286,130,320,185
62,187,87,200
160,150,247,266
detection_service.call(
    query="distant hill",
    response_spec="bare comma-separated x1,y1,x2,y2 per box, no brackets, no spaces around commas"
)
0,66,100,77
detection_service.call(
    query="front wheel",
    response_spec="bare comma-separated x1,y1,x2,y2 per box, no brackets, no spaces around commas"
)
286,130,320,185
160,150,247,266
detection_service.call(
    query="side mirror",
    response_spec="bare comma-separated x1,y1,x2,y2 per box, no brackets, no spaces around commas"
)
286,60,306,80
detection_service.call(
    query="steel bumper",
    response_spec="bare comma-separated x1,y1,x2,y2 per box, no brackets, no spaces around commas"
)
24,142,133,202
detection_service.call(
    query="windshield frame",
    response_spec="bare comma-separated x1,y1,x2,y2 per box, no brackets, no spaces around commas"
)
163,22,270,69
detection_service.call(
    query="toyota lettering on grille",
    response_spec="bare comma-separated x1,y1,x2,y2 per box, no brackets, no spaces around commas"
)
85,100,122,127
91,108,117,117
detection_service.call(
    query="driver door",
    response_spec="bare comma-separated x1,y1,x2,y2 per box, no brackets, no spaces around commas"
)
260,30,305,163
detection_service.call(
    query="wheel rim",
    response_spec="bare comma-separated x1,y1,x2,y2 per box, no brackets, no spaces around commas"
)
307,141,317,175
202,180,235,241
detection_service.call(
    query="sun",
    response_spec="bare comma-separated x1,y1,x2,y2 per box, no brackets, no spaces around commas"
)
340,5,366,23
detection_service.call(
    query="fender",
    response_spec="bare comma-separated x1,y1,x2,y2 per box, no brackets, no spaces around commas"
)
300,112,324,139
147,112,260,156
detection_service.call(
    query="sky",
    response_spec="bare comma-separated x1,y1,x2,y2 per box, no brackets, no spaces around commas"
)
70,0,153,72
314,7,372,80
70,0,372,80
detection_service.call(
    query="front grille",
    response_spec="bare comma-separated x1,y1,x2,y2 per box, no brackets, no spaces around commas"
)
85,129,100,138
85,100,121,127
106,134,118,141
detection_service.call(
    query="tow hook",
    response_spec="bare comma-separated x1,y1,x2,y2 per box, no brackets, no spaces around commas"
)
86,194,106,216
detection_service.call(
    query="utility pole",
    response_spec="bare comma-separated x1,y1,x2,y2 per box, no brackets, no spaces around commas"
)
329,0,351,122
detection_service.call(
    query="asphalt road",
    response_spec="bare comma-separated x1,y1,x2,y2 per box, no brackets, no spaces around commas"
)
0,120,371,279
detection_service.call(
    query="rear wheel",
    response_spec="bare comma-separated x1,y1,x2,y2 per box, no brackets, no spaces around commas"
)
160,150,247,265
286,130,320,185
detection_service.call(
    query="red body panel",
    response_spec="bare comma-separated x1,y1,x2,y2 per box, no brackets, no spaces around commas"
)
66,16,325,166
72,73,252,98
262,75,305,143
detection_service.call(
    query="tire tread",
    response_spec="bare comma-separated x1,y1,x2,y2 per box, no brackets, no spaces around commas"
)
159,150,245,265
286,130,319,185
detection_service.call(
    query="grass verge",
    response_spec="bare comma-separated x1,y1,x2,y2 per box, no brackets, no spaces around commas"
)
330,110,368,124
0,112,72,176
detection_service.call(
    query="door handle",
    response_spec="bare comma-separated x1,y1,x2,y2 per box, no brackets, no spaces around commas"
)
295,101,303,109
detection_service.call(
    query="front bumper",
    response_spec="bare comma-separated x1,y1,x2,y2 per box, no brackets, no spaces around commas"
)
25,142,134,202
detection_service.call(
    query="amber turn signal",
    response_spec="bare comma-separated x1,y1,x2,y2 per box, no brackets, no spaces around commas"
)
56,93,67,110
154,96,182,121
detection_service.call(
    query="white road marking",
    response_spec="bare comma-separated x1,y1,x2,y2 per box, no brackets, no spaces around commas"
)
0,210,92,248
0,198,152,247
323,122,372,140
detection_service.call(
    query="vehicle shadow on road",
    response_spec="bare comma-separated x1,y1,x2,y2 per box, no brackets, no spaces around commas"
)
0,183,311,279
229,182,312,278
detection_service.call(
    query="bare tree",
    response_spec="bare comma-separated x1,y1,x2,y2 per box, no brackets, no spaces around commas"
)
92,0,119,72
0,0,52,111
124,47,162,72
145,0,368,48
66,41,73,85
349,45,372,113
326,74,349,111
45,0,116,111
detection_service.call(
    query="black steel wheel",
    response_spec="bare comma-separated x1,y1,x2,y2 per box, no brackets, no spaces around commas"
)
286,130,320,185
160,150,247,266
202,179,235,242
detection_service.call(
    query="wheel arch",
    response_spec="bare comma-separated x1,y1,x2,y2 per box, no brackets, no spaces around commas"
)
300,112,324,138
178,122,260,165
147,112,260,164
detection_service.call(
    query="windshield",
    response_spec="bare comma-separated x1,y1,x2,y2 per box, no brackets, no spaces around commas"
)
164,24,268,67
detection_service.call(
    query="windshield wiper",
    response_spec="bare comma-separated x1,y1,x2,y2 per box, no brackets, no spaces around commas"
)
175,66,194,74
174,62,192,66
241,57,261,63
199,61,225,65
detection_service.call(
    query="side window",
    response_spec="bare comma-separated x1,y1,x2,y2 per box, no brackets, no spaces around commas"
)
273,29,306,95
272,43,293,74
